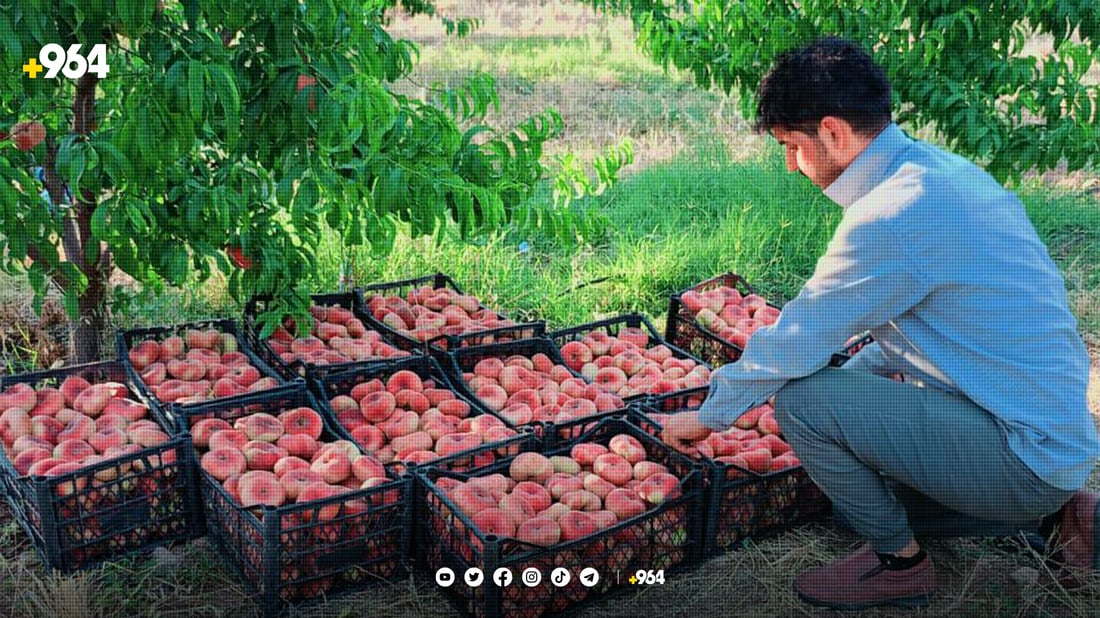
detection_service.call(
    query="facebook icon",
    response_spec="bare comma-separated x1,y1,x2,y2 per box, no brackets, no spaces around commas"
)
493,567,513,587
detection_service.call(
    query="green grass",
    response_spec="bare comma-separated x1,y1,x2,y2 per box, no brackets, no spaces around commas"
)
412,26,671,88
1019,188,1100,336
320,146,837,330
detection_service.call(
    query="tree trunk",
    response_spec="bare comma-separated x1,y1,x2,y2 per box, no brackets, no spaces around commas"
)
70,268,108,364
59,72,110,365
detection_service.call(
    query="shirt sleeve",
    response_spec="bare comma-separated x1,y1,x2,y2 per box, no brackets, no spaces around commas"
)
697,212,931,430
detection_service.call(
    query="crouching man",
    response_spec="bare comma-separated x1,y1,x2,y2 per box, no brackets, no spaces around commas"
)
663,37,1100,610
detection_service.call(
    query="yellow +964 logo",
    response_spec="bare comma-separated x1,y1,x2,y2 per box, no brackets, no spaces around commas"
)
23,44,110,80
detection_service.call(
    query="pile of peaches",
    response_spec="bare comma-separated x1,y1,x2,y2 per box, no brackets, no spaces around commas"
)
679,286,781,348
261,303,412,367
460,352,626,428
557,326,711,398
433,435,684,548
192,406,391,512
649,402,800,474
127,328,280,405
364,285,517,345
0,376,173,488
326,369,521,467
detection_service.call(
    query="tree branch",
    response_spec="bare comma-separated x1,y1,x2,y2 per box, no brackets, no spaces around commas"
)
39,138,69,209
73,73,98,135
39,138,86,279
72,72,113,278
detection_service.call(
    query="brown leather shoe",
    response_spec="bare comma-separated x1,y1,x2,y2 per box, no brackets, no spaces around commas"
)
794,544,936,610
1058,492,1099,570
1044,491,1100,588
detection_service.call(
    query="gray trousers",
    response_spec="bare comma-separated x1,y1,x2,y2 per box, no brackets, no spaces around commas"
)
773,367,1074,553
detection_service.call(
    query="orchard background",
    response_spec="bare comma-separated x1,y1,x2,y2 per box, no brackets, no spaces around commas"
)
1,0,1099,616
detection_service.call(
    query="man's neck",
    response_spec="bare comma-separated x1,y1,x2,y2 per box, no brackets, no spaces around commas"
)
823,123,911,208
834,124,886,171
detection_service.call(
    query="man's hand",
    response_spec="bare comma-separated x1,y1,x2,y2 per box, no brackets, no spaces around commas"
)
661,411,712,455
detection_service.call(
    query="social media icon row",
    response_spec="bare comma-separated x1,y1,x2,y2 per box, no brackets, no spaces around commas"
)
435,567,599,588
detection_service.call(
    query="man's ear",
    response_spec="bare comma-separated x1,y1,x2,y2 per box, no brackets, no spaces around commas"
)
817,116,852,154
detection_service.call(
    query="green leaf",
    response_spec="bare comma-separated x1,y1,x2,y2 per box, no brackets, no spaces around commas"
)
374,168,405,214
90,203,109,239
164,246,189,284
183,0,200,29
94,140,132,186
62,289,80,320
55,135,77,180
69,143,87,190
276,174,296,208
187,61,205,122
294,177,320,213
452,188,475,238
0,14,22,63
207,64,241,150
59,262,87,294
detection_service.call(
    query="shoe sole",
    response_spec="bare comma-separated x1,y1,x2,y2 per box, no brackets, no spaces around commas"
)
797,591,933,611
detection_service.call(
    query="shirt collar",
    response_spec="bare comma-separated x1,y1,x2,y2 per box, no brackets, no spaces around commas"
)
823,123,912,209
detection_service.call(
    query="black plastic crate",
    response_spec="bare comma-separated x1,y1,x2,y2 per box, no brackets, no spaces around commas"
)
416,416,706,618
310,356,530,474
665,273,865,369
445,338,631,443
548,313,712,402
426,321,549,360
636,389,830,557
636,386,713,421
406,428,544,573
664,273,778,368
117,318,288,421
357,272,542,356
0,361,202,572
176,382,412,617
243,291,421,380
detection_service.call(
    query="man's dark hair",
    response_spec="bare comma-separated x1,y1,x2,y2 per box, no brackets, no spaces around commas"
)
754,37,892,136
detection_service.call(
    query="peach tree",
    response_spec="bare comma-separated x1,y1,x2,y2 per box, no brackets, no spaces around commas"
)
583,0,1098,181
0,0,629,363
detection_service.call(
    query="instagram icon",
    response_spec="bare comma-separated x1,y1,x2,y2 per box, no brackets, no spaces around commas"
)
521,568,542,587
